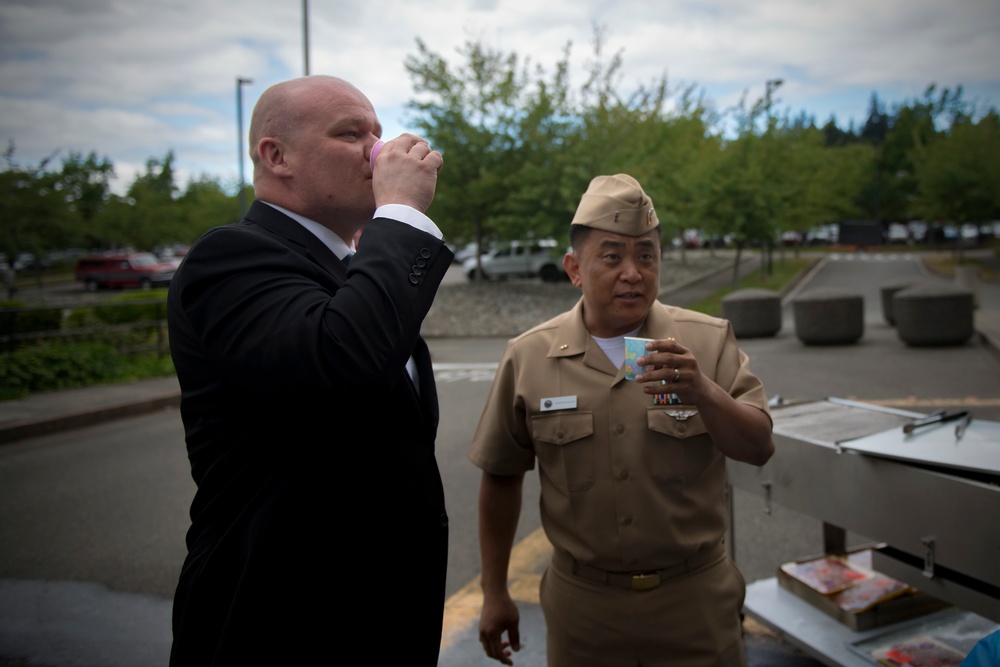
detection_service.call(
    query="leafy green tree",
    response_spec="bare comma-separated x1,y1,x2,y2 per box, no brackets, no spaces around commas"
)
57,151,115,249
605,89,719,263
176,176,241,242
913,111,1000,224
0,145,68,296
859,85,972,222
698,131,771,287
769,127,871,256
96,152,184,250
821,115,857,147
404,29,691,261
860,93,890,146
699,90,787,282
406,38,530,252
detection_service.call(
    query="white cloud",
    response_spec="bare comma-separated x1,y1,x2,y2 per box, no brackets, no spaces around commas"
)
1,0,998,192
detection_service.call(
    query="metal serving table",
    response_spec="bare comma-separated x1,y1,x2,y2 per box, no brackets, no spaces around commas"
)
727,397,1000,664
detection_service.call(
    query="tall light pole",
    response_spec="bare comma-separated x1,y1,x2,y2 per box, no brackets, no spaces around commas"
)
302,0,310,75
236,77,253,217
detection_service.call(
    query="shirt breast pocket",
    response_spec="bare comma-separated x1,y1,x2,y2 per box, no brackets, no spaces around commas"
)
531,411,595,492
646,406,714,485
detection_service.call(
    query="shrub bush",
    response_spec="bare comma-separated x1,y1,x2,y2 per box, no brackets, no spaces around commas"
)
0,300,63,336
90,290,168,325
60,292,168,353
0,343,174,401
0,343,123,400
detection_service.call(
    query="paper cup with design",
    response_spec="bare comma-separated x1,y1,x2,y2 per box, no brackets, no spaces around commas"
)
624,336,653,381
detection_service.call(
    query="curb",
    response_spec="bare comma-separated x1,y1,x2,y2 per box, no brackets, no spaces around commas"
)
0,393,180,446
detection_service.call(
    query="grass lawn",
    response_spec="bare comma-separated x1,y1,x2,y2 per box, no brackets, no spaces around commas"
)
923,249,1000,282
686,256,815,317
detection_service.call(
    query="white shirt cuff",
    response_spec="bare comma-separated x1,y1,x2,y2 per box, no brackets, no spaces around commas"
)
374,204,443,240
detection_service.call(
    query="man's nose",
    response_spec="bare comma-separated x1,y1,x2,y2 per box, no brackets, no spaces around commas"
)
619,260,641,282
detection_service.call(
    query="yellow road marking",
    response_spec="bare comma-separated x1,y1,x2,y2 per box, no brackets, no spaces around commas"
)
440,528,552,652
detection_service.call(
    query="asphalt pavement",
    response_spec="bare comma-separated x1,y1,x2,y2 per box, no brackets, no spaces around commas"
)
1,248,998,667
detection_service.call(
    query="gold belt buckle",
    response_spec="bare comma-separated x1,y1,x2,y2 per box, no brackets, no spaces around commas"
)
631,572,660,591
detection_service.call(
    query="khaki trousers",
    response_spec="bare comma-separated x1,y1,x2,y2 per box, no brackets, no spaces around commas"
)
541,552,747,667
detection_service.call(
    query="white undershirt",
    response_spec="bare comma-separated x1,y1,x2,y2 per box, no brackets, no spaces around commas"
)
590,326,643,369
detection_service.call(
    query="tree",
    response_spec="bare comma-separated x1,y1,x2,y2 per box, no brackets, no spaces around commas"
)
821,115,857,147
176,176,240,242
858,85,973,223
610,89,718,263
56,151,115,249
97,152,184,250
403,34,662,285
405,37,564,271
769,126,871,256
0,145,68,296
860,93,890,146
913,111,1000,225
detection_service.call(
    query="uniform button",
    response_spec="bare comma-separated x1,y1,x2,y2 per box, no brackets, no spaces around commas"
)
440,514,449,527
411,265,422,275
622,515,633,526
619,470,629,480
678,424,687,434
416,257,427,268
556,431,564,440
420,248,431,259
616,424,625,434
408,273,419,285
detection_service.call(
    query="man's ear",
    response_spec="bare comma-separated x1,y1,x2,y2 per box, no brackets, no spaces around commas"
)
563,251,583,288
256,138,292,178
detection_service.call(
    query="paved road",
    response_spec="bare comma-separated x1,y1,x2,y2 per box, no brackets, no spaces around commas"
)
2,252,998,666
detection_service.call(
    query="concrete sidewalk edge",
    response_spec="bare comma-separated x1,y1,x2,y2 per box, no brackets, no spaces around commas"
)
0,390,179,446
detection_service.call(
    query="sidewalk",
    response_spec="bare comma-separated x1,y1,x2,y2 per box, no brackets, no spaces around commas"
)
0,375,180,445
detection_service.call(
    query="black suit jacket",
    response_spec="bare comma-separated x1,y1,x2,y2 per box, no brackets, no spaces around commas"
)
168,201,453,666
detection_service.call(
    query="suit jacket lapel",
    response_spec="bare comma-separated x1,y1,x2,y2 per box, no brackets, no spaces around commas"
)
243,201,347,284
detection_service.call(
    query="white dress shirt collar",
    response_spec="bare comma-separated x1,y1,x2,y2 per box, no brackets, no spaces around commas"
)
260,201,354,260
258,201,443,262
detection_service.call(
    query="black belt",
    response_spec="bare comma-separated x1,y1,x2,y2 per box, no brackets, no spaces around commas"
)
552,542,726,592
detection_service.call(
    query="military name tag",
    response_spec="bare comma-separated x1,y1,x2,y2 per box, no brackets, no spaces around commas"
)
540,396,577,412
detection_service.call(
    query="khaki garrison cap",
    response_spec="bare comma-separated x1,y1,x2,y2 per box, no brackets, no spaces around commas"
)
570,173,659,236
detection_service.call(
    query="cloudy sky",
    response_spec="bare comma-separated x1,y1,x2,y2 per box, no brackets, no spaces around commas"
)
2,0,998,193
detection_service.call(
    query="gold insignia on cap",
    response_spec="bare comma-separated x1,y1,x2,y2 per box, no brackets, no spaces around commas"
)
570,174,659,237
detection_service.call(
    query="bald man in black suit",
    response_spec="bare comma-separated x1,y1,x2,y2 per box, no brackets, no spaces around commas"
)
168,75,453,666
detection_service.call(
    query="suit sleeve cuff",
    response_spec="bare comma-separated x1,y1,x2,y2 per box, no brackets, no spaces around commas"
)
374,204,443,240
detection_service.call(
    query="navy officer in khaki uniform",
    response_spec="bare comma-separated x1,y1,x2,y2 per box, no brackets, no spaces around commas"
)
470,173,774,666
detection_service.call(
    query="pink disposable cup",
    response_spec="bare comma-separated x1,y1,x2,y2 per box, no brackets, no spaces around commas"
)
370,140,384,169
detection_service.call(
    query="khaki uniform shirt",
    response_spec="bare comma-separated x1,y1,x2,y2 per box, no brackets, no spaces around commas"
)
469,298,770,572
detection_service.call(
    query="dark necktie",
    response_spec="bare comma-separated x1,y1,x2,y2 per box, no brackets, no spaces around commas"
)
342,252,354,268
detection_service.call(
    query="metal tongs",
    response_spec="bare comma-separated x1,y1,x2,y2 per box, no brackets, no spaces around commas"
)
902,409,973,440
